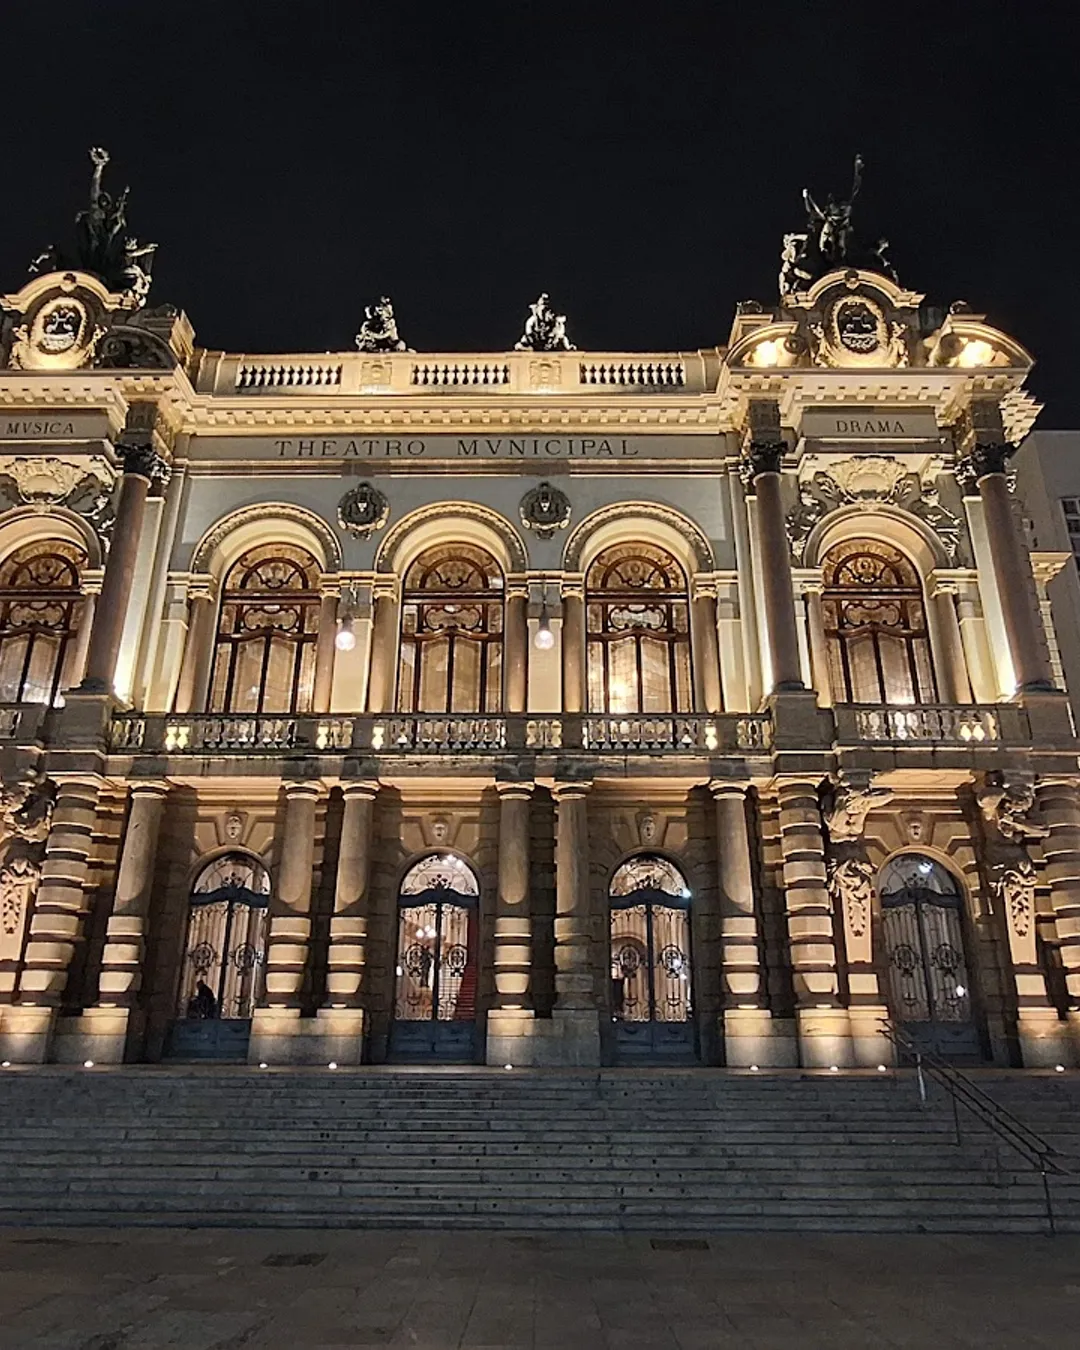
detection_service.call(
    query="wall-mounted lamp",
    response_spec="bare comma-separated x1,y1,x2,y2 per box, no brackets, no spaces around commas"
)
534,583,555,651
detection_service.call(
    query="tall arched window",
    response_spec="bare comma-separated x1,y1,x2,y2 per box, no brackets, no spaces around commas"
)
0,540,87,705
397,544,504,713
821,539,936,705
586,543,692,714
208,544,321,714
177,853,271,1023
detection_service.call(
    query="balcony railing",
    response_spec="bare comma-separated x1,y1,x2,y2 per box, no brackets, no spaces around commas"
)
109,712,774,757
835,704,1023,746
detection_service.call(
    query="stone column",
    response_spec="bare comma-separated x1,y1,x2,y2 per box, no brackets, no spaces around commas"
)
68,575,101,690
321,780,378,1064
172,580,217,714
3,777,102,1063
742,403,803,693
249,781,320,1064
547,780,599,1064
366,579,399,713
803,582,832,707
927,577,973,705
487,781,535,1064
312,585,340,714
561,577,586,714
82,443,171,694
959,406,1053,693
504,580,529,715
691,582,722,713
776,777,851,1067
1036,779,1080,1057
90,782,170,1063
710,782,781,1065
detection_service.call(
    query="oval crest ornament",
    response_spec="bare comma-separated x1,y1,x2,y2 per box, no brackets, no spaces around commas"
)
519,481,571,540
337,482,390,539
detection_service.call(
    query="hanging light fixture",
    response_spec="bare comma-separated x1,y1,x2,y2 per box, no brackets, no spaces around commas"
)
335,585,357,651
534,582,555,651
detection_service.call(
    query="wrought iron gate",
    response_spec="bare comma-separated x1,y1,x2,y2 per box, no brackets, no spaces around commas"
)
389,855,479,1062
165,855,270,1060
609,856,696,1063
880,854,980,1060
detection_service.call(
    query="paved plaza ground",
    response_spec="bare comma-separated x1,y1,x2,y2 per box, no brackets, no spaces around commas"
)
0,1227,1077,1349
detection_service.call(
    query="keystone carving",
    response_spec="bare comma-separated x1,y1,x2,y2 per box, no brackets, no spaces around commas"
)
519,481,571,539
337,482,390,539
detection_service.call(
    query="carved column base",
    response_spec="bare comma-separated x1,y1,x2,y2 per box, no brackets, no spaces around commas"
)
0,1003,56,1063
485,1007,536,1066
52,1006,137,1065
248,1008,362,1066
97,915,146,1006
847,1004,892,1068
722,1008,797,1068
1017,1008,1075,1068
261,915,312,1007
796,1006,853,1068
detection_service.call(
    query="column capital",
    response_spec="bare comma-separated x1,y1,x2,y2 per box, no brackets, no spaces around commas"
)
709,779,750,802
342,780,379,803
552,779,591,802
283,780,322,802
80,566,105,597
319,578,343,601
691,575,719,602
495,779,535,801
127,780,170,801
371,574,399,602
560,573,585,601
955,440,1013,493
118,441,173,486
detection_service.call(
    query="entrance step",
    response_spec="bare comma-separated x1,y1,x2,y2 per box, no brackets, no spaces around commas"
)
2,1068,1079,1233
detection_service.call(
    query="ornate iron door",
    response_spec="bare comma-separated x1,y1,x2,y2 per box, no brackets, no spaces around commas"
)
610,886,696,1063
882,871,980,1060
390,883,478,1062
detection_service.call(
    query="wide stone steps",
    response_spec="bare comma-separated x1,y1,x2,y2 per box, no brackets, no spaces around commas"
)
2,1067,1078,1232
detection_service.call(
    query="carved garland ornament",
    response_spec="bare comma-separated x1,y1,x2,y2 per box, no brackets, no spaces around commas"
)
337,482,390,539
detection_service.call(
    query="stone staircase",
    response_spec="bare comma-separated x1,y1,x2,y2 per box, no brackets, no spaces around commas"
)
2,1067,1080,1232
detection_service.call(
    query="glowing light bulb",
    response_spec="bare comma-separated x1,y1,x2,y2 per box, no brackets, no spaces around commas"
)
534,608,555,651
259,1062,269,1069
955,985,967,998
335,616,357,652
1,1061,10,1068
877,1064,888,1073
749,1064,759,1072
1056,1064,1066,1073
327,1061,338,1071
83,1060,94,1068
829,1065,839,1072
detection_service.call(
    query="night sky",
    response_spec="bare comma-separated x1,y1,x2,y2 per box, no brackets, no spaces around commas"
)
4,4,1077,421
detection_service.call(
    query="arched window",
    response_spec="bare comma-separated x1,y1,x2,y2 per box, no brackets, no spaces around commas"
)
0,540,87,705
397,544,503,713
879,853,978,1058
609,854,695,1062
391,853,480,1061
586,543,692,714
208,544,321,714
821,539,936,705
177,854,270,1023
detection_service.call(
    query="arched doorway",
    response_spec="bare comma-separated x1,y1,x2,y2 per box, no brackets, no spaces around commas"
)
389,854,480,1062
609,855,696,1063
878,853,980,1060
0,539,87,704
166,853,271,1060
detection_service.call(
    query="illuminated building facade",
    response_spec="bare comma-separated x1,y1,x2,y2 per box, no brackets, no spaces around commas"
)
1,160,1078,1072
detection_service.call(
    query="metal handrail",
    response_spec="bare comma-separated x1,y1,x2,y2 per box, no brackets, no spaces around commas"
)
880,1019,1072,1235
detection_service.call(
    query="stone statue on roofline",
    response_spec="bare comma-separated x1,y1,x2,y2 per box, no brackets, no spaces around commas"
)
779,155,898,298
515,293,575,351
29,148,158,305
354,296,408,352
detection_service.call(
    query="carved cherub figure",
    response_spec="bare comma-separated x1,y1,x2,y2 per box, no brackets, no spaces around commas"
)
977,773,1050,844
824,776,894,842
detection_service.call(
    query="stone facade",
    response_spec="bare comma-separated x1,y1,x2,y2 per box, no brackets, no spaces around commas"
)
1,259,1078,1071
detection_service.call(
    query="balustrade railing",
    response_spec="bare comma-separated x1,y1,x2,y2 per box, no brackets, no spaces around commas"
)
108,711,773,756
0,702,53,742
410,362,511,388
840,704,1009,745
236,361,343,390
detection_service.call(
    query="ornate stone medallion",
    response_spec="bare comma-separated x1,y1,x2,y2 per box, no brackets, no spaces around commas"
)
338,482,390,539
519,481,571,539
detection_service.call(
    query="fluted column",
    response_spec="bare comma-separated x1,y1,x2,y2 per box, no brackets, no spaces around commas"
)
82,443,171,694
691,582,722,713
802,582,832,707
262,782,320,1009
776,777,850,1066
504,580,529,715
312,585,340,714
172,580,217,713
959,407,1053,693
742,404,803,693
561,577,586,713
366,579,399,713
927,576,972,705
325,781,378,1009
91,782,169,1062
4,778,102,1062
551,779,600,1064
